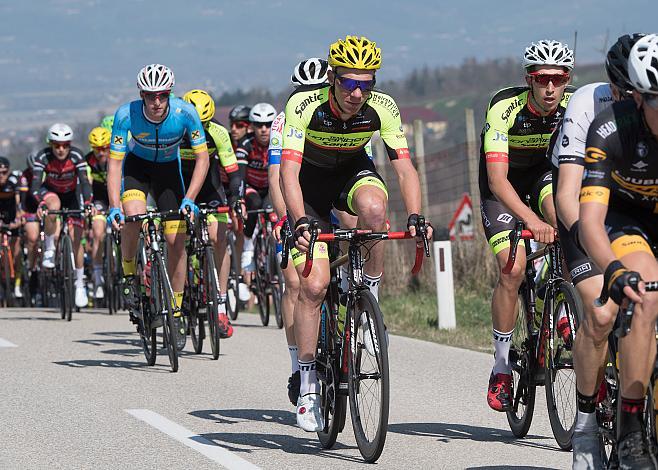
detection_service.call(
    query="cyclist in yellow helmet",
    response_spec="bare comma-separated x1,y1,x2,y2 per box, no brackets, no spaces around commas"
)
85,127,111,300
280,35,432,432
180,89,243,338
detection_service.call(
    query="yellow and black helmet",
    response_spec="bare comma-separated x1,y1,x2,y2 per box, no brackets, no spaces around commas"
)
183,89,216,123
328,35,381,70
88,127,111,147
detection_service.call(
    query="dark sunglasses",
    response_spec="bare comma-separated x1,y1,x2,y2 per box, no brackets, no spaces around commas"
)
231,121,250,129
643,93,658,110
528,72,570,87
252,122,272,129
0,169,8,175
336,75,376,93
143,90,170,101
51,142,71,148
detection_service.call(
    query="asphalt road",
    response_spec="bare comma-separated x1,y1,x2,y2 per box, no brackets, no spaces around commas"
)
0,307,572,469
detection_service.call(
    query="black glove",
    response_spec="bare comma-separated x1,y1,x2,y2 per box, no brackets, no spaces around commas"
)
294,216,310,240
407,213,427,232
605,260,641,305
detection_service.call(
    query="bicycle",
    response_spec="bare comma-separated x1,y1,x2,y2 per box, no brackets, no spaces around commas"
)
226,205,244,321
46,208,86,321
503,221,580,449
124,209,181,373
249,207,284,328
183,204,229,359
285,220,430,462
0,225,16,307
104,221,123,315
595,276,658,468
30,214,58,308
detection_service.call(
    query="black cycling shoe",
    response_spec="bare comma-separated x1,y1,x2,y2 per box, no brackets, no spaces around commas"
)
287,371,300,406
174,314,187,351
617,431,657,470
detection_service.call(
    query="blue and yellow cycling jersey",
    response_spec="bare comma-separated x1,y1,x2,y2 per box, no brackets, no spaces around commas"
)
110,97,207,163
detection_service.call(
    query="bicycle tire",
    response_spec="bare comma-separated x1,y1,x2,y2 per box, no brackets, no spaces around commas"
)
269,236,284,329
154,255,178,372
0,247,11,308
188,280,204,355
136,246,157,366
317,299,348,449
254,237,270,326
104,233,115,314
545,281,580,450
204,247,221,360
57,235,75,321
348,290,389,463
506,287,537,437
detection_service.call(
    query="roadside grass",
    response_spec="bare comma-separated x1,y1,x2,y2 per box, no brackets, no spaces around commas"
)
380,287,493,353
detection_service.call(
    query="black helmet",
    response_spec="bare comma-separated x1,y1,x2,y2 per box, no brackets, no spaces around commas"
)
229,105,251,123
606,33,645,93
0,156,9,169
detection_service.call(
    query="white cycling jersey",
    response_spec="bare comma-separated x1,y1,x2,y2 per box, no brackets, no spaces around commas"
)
551,82,614,168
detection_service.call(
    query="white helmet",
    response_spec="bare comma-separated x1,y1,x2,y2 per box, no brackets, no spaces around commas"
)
137,64,175,92
249,103,277,123
628,34,658,94
291,58,329,86
523,40,575,71
48,123,74,142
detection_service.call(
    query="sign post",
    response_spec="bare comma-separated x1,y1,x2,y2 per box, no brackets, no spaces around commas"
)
434,240,456,330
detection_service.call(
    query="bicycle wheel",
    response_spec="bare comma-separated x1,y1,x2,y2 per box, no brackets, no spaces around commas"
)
187,269,205,355
204,247,221,360
506,286,537,437
135,248,157,365
348,290,389,463
254,237,270,326
0,247,11,308
153,255,178,372
545,281,580,449
317,299,348,449
104,233,115,314
58,235,75,321
269,236,284,329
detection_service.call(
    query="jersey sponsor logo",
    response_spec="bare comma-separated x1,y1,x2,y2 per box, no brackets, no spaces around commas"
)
637,141,648,158
562,135,569,147
271,114,285,133
632,160,649,171
570,262,592,279
485,152,508,163
580,186,610,204
294,91,323,118
114,136,124,145
308,133,369,149
598,95,613,103
611,173,658,197
191,130,201,139
497,213,513,224
395,148,410,159
584,169,606,180
501,98,522,122
492,131,507,142
484,123,491,133
271,137,280,146
595,121,617,139
369,93,400,117
134,132,149,139
584,147,607,163
542,173,552,182
286,127,304,140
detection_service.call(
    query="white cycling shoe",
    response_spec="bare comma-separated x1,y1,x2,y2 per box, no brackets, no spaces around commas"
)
75,286,88,308
94,285,104,299
296,393,324,432
14,284,23,298
42,249,55,269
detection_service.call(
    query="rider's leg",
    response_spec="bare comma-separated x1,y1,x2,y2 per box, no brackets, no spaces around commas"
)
163,221,187,310
283,262,301,370
24,221,39,270
121,195,147,277
91,216,106,287
72,223,85,284
43,193,61,252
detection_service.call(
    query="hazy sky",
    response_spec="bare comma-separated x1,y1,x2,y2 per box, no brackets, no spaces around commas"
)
0,0,655,132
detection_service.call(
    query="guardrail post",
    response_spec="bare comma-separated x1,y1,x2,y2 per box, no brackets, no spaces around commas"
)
434,240,456,329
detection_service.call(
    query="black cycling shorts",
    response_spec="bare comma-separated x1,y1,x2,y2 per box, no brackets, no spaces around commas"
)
121,153,184,220
299,154,387,221
181,157,227,207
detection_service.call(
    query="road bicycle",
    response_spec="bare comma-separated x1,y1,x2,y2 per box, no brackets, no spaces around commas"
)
284,220,429,462
0,225,17,307
504,221,580,449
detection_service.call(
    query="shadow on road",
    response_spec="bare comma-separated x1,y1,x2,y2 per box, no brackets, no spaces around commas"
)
190,408,361,462
388,422,562,452
0,315,65,321
52,359,170,373
466,467,563,470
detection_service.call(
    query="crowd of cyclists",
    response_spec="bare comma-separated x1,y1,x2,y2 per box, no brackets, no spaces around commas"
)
2,32,658,468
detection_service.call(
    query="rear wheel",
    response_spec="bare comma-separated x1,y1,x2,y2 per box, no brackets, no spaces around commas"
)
348,290,389,463
254,237,270,326
269,237,284,329
154,256,178,372
226,232,240,321
545,281,580,450
506,286,537,438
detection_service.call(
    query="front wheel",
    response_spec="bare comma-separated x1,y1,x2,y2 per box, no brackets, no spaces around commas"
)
204,247,221,360
545,281,580,450
506,287,537,438
348,290,389,463
153,256,178,373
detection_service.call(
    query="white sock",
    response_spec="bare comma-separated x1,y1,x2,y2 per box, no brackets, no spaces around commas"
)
298,359,319,396
93,265,103,285
75,268,85,288
363,272,382,302
492,328,513,375
218,293,227,314
243,237,254,252
45,235,55,251
289,346,299,373
574,410,598,434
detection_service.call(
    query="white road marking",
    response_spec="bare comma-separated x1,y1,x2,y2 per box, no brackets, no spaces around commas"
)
0,337,17,348
126,409,261,470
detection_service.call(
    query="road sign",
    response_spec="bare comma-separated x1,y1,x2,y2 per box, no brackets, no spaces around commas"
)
448,193,474,241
